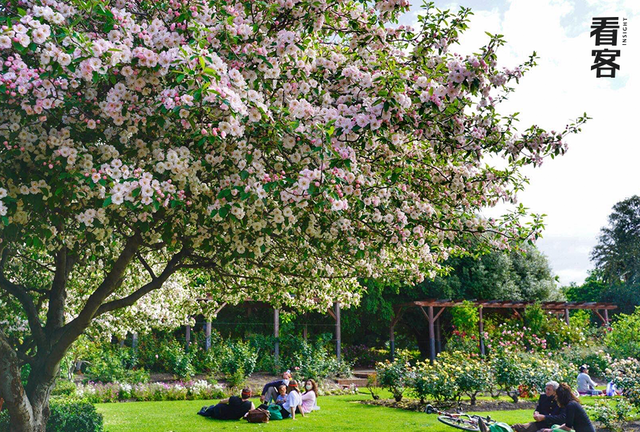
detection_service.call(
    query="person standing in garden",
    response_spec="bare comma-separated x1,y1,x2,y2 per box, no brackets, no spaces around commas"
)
539,383,596,432
260,370,292,404
512,381,566,432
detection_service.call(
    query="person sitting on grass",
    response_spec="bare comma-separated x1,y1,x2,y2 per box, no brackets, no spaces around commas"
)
300,379,319,414
261,370,292,404
280,380,304,420
539,383,596,432
512,381,566,432
577,365,601,396
197,387,255,420
275,384,287,405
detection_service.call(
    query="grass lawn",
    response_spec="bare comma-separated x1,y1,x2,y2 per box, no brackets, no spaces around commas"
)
97,393,535,432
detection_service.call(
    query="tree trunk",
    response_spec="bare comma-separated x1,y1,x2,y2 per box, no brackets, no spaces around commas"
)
1,336,57,432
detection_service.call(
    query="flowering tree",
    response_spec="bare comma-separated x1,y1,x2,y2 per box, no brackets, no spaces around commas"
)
0,0,586,429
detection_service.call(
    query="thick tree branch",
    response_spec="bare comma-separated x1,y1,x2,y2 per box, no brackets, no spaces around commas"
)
48,233,142,367
96,248,188,316
45,248,76,336
0,251,46,347
136,252,157,280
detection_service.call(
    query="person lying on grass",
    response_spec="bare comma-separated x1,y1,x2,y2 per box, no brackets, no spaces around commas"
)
197,388,255,420
512,381,566,432
261,370,292,404
280,380,304,420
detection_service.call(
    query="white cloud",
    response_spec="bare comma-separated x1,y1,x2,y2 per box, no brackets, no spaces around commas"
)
403,0,639,286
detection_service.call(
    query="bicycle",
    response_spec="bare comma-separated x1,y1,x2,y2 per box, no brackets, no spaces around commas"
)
425,404,496,431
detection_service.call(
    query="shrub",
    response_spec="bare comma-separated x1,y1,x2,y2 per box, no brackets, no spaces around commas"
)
558,346,609,379
609,357,640,408
83,344,149,384
451,301,479,335
586,398,633,432
376,358,414,402
413,360,460,404
491,352,527,403
52,379,77,398
0,399,103,432
450,353,493,405
518,353,573,394
605,307,640,360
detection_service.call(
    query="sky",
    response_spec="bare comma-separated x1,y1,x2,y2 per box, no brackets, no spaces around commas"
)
398,0,639,286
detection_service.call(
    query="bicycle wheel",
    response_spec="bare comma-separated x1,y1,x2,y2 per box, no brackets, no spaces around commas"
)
437,415,479,431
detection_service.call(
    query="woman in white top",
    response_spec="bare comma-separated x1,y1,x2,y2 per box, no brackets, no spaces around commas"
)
281,380,304,419
300,379,319,414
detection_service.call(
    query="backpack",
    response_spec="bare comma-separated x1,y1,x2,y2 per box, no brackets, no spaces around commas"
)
245,408,270,423
489,423,513,432
267,404,283,420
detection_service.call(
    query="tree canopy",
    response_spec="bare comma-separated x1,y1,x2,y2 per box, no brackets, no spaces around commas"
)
592,195,640,285
0,0,585,430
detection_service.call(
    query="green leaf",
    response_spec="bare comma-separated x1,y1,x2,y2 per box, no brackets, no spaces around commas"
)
102,196,112,208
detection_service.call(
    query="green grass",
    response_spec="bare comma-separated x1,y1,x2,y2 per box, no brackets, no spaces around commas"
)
97,393,534,432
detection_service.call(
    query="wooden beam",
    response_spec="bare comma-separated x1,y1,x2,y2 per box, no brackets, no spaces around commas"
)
185,325,191,351
335,302,341,362
205,321,212,351
434,307,445,322
478,306,485,357
593,309,606,325
274,308,280,367
214,303,227,316
428,306,435,364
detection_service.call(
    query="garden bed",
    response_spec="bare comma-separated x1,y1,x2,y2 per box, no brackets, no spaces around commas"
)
359,398,537,413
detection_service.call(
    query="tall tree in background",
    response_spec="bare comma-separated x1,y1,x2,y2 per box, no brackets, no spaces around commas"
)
592,196,640,284
566,196,640,315
342,244,560,354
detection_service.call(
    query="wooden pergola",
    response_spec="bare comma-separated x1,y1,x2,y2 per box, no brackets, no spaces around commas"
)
184,300,344,365
390,300,618,363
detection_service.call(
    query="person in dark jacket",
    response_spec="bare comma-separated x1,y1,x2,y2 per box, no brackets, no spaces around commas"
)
260,370,292,404
540,383,595,432
512,381,566,432
197,388,254,420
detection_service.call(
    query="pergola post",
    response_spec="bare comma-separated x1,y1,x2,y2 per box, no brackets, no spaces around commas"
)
132,332,138,354
390,324,395,361
604,309,609,325
303,312,308,340
274,308,280,367
335,302,341,362
564,308,570,326
185,325,191,351
436,318,441,354
205,321,212,351
428,306,435,364
478,306,485,357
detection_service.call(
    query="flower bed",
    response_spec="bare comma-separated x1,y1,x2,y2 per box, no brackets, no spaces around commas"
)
76,380,226,403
